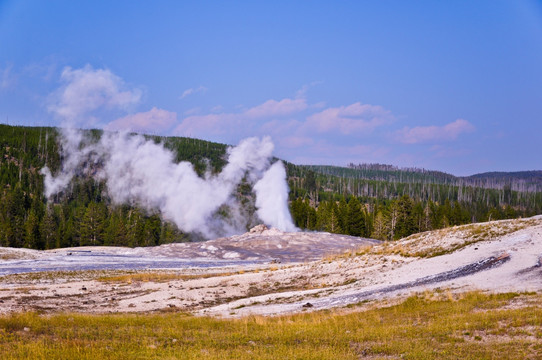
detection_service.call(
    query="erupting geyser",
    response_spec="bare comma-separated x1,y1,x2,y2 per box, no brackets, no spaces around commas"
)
41,129,297,238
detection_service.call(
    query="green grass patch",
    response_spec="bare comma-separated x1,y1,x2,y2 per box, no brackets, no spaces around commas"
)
0,291,540,359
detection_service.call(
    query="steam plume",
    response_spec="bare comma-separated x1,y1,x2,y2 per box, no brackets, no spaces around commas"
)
254,161,297,232
42,65,296,238
41,130,297,238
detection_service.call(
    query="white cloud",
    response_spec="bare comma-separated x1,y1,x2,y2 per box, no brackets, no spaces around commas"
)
180,85,207,99
175,113,238,138
244,98,308,118
48,64,142,124
260,118,301,135
105,107,177,134
303,102,394,135
174,97,398,162
174,97,308,138
395,119,475,144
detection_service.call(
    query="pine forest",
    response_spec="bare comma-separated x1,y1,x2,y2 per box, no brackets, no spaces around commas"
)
1,124,541,250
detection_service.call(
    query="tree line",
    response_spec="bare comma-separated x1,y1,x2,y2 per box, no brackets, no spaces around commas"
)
290,194,520,241
0,125,219,249
286,164,541,240
1,124,541,249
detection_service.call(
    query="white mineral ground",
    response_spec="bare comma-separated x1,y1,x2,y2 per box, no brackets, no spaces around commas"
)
0,216,541,317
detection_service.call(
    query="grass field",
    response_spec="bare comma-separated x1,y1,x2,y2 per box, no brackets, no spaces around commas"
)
0,291,540,359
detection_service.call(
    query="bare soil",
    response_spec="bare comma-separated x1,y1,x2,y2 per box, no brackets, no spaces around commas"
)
1,216,541,317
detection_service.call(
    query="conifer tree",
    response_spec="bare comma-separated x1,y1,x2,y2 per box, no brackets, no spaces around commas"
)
346,196,365,236
40,207,57,249
80,201,106,246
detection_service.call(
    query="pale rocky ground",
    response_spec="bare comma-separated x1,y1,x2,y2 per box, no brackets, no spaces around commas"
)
0,216,541,317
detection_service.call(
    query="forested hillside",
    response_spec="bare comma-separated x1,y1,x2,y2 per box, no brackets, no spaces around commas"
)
1,124,541,249
304,164,542,192
287,162,542,240
0,124,228,249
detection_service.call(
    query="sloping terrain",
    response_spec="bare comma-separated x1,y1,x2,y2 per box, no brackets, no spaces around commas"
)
0,226,378,275
0,216,541,316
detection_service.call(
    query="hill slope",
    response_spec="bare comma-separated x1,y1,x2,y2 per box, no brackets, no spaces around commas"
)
1,123,541,249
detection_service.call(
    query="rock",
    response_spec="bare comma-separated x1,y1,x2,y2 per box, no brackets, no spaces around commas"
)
249,224,269,234
302,302,313,308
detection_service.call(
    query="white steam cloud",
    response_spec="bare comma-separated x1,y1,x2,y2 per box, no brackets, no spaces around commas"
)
40,127,89,197
42,64,297,238
254,161,298,232
41,131,297,238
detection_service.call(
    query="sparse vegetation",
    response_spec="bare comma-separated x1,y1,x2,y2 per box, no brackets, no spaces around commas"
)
369,217,542,258
0,291,540,359
97,271,229,283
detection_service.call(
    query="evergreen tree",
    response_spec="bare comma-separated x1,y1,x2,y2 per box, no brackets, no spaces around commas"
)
143,214,161,246
421,201,433,232
127,209,146,247
317,201,342,233
337,196,348,234
371,210,389,240
394,195,416,239
24,209,42,249
346,196,365,236
5,184,26,247
304,199,317,230
80,201,106,246
104,209,128,246
40,207,57,249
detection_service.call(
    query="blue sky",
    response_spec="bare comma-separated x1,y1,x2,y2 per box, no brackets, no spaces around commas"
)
1,0,541,176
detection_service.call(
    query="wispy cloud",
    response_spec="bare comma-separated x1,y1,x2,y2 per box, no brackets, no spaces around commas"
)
48,64,142,124
174,97,308,138
22,56,59,82
105,107,177,134
210,105,224,113
184,107,201,116
279,136,315,149
295,80,323,99
278,139,390,166
395,119,475,144
1,63,14,90
303,102,394,135
244,98,308,118
180,85,207,99
429,144,472,158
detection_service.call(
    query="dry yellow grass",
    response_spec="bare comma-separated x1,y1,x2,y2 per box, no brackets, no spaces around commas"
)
370,217,542,258
0,291,540,359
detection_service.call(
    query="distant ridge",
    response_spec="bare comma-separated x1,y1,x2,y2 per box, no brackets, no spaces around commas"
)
302,164,542,193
